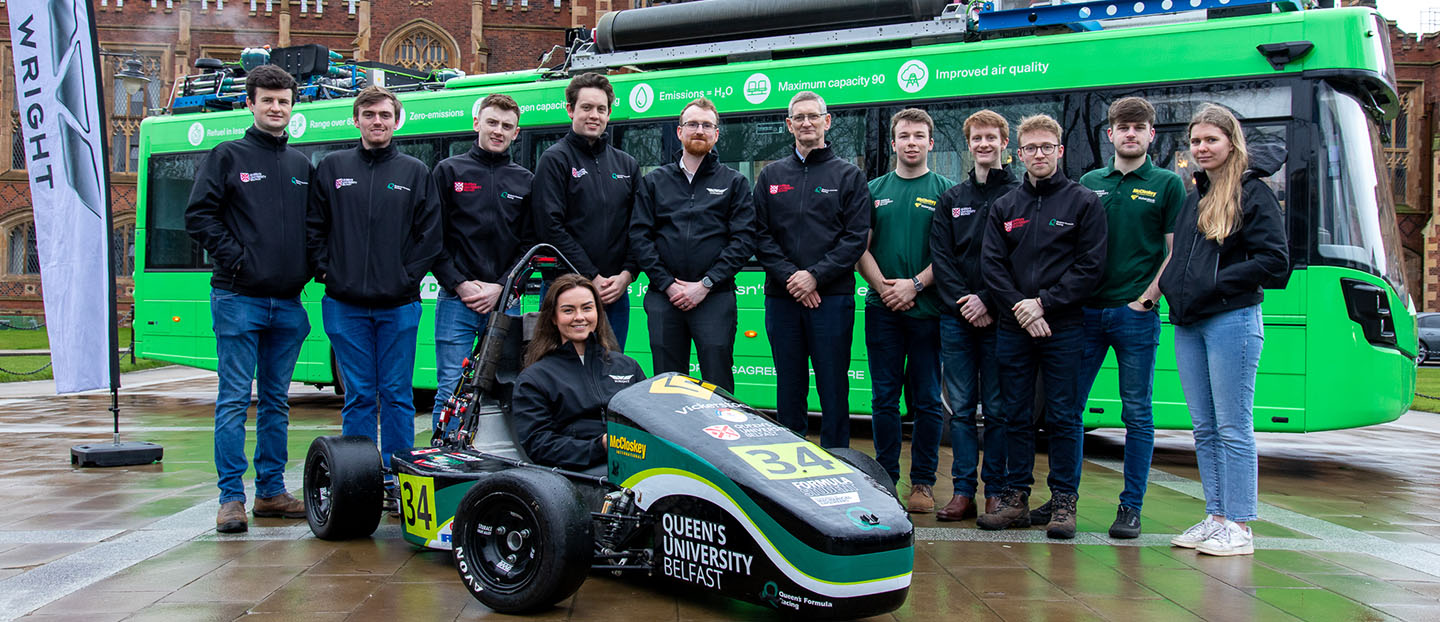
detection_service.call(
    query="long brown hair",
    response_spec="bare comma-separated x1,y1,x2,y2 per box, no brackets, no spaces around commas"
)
1189,104,1250,244
522,273,618,368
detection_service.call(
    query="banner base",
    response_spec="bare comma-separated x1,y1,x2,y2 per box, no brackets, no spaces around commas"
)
71,441,164,467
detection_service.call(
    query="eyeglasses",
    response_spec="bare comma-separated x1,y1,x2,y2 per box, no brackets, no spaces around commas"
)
1019,143,1058,156
681,121,718,132
788,113,826,124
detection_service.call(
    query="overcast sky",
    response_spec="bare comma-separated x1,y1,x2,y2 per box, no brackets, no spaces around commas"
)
1376,0,1440,34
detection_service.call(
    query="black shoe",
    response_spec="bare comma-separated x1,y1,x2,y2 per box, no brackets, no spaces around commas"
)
1030,499,1052,526
383,485,400,515
1109,504,1142,539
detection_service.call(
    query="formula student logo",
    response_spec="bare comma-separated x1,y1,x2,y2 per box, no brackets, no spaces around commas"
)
814,186,838,194
239,172,266,183
612,173,631,180
454,181,481,192
769,184,794,195
1048,218,1074,227
387,182,412,192
572,167,588,179
291,176,308,186
335,178,357,189
500,191,524,200
1003,217,1029,232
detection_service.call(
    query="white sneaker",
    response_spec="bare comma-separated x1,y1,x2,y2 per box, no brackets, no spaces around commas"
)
1170,517,1224,549
1196,520,1254,557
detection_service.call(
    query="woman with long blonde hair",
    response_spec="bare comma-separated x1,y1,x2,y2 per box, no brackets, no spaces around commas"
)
1158,104,1288,556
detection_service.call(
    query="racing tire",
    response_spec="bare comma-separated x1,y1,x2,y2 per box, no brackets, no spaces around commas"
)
452,468,591,614
304,435,384,541
827,447,898,498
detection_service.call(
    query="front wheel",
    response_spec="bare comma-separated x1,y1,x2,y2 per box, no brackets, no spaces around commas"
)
304,435,383,540
452,469,591,614
1420,341,1430,365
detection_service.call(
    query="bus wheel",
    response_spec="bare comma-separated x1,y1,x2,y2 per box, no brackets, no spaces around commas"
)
828,447,897,497
304,436,383,540
453,469,590,614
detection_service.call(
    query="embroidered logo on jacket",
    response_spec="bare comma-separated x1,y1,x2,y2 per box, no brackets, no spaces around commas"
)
500,192,525,200
454,182,481,192
875,198,894,207
239,172,266,183
335,178,357,189
1048,218,1074,227
769,184,794,195
814,186,838,194
954,206,975,218
290,177,308,186
612,173,631,180
706,187,727,196
572,167,588,179
387,183,411,192
1003,217,1030,232
609,374,634,383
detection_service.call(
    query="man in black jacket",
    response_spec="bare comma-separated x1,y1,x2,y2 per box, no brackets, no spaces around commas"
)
630,97,755,392
308,86,442,479
977,114,1107,539
185,64,311,533
753,91,870,449
929,110,1019,522
428,93,532,431
533,73,640,350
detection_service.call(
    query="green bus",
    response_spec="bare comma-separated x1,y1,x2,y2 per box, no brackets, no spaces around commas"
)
134,3,1415,432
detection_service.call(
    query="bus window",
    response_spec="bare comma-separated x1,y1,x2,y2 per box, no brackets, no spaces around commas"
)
1166,124,1287,211
714,109,867,183
613,121,674,176
144,153,208,270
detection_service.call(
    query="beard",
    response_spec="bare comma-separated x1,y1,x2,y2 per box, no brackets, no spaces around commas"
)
683,138,713,157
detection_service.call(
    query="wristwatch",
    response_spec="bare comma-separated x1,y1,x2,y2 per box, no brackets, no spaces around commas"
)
701,276,714,289
912,277,924,292
1139,297,1155,310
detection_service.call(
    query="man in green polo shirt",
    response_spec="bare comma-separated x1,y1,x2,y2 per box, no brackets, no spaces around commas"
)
1064,96,1185,538
857,108,956,512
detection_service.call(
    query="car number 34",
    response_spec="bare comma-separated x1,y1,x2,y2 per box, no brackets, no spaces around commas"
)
729,441,853,480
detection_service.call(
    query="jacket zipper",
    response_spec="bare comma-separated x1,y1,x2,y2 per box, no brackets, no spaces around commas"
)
362,156,376,294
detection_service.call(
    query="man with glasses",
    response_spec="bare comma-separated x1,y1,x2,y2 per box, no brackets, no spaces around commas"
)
752,90,870,449
978,114,1107,539
630,97,755,391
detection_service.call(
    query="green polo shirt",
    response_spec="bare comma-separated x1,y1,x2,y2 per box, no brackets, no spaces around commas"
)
866,170,955,318
1079,156,1187,308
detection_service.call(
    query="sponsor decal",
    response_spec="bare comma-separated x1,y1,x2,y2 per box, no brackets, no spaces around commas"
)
649,375,717,399
706,187,726,196
1130,188,1158,203
572,167,588,179
762,581,834,611
768,184,794,195
659,513,754,590
412,447,442,455
610,435,647,459
915,197,937,206
898,59,929,94
792,476,861,507
1003,217,1029,232
454,181,481,192
291,176,308,186
715,408,747,423
730,441,853,480
612,173,631,180
239,172,266,183
814,186,838,194
954,206,975,218
387,182,412,192
845,506,892,531
732,422,786,438
1048,218,1074,227
500,191,524,200
609,374,634,383
446,452,483,462
335,178,357,189
703,424,740,441
672,401,742,416
743,72,771,105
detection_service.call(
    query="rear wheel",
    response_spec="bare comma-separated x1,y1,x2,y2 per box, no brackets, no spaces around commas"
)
827,447,897,497
304,435,384,540
453,469,591,614
1420,341,1430,364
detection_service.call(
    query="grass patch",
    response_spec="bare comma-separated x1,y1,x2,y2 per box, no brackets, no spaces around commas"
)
0,326,167,383
1414,366,1440,413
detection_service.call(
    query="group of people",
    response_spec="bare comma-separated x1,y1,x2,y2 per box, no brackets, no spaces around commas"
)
187,65,1289,559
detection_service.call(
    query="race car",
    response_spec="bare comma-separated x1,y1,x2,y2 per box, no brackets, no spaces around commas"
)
302,245,913,618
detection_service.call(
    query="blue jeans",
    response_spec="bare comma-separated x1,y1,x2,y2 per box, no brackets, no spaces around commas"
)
323,296,422,469
993,325,1085,496
765,295,855,449
1174,304,1263,523
865,305,944,486
210,289,309,505
607,294,630,353
939,314,1003,499
430,289,489,431
1075,305,1161,511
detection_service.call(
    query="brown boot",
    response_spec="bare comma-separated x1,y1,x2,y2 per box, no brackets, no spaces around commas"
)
985,496,1000,514
254,492,306,518
906,484,935,513
217,501,248,533
976,489,1030,531
1045,492,1078,540
936,495,976,521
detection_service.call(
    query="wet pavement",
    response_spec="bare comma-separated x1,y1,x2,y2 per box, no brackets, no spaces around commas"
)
1,366,1438,621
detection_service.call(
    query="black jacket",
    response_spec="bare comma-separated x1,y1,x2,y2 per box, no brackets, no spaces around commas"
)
431,145,534,291
931,166,1019,318
532,130,640,278
1159,171,1289,326
752,144,870,297
510,338,646,470
185,126,314,298
307,143,442,308
981,170,1108,331
630,150,756,292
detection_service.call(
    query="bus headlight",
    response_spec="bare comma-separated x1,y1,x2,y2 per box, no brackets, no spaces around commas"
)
1340,278,1396,349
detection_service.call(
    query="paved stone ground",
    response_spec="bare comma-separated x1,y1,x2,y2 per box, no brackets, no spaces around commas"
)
1,366,1438,621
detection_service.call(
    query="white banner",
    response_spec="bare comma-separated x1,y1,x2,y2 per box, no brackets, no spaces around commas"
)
7,0,115,393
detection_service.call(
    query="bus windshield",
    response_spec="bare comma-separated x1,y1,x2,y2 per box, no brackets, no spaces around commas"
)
1315,82,1409,302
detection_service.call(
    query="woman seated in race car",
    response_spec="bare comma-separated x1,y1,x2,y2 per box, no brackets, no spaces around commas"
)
511,273,646,472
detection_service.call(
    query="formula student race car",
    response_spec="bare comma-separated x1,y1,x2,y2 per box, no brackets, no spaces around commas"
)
303,244,913,618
